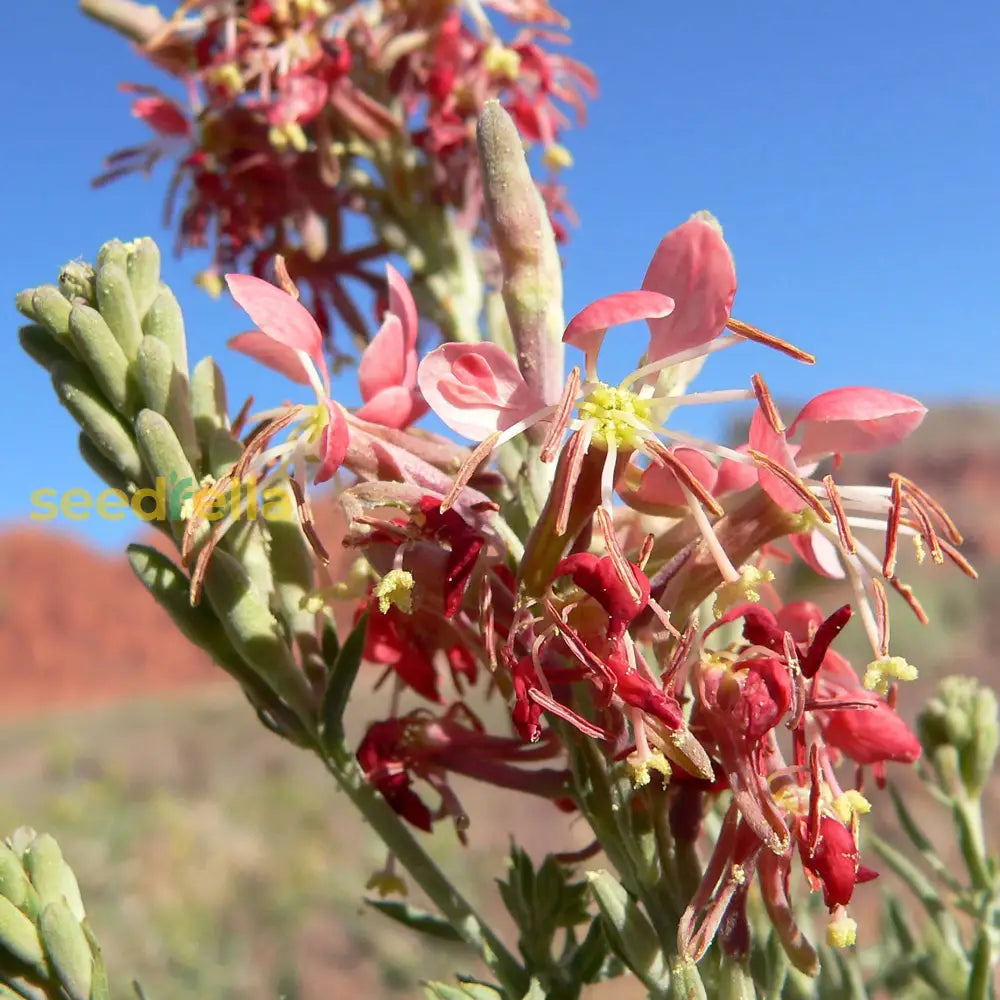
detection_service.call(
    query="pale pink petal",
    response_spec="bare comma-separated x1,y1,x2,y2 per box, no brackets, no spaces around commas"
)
629,447,718,511
714,444,758,496
227,331,313,385
788,387,927,461
386,264,419,351
641,214,737,361
268,76,329,125
417,343,545,441
355,385,427,429
225,274,325,371
789,531,845,579
314,399,349,484
563,291,674,359
358,314,406,402
749,408,806,513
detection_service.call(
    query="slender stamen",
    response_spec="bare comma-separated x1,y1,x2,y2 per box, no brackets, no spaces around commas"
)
883,475,904,577
931,537,978,579
726,318,816,364
871,578,890,658
680,484,740,585
600,436,618,512
661,623,696,689
894,474,963,545
783,632,805,730
231,394,255,438
441,431,501,512
637,533,655,570
540,367,581,462
886,577,930,625
289,475,330,564
555,422,593,535
596,505,643,603
480,579,497,672
623,333,742,388
751,372,785,433
822,475,856,555
644,438,724,516
748,450,832,522
646,597,681,639
905,493,944,565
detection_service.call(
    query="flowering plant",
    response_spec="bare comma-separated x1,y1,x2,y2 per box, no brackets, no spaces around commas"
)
8,3,999,999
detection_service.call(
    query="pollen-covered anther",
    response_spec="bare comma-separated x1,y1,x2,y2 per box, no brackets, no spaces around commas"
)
713,565,775,619
833,790,872,825
375,569,416,614
576,383,653,450
863,655,918,696
627,748,671,788
826,910,858,948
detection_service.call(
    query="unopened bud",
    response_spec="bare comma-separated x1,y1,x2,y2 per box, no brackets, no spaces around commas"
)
58,261,96,305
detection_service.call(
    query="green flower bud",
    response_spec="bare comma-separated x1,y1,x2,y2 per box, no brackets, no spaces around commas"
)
30,286,75,350
58,261,96,305
190,357,232,452
476,101,564,411
51,361,145,485
68,304,137,416
18,325,75,375
95,262,143,360
142,285,188,379
133,409,199,542
0,895,45,975
96,239,128,272
136,335,200,470
125,237,161,317
918,676,998,799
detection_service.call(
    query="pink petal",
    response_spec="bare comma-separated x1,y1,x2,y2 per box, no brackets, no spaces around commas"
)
225,274,325,371
227,331,313,385
641,214,737,361
788,387,927,461
132,96,189,137
563,290,674,359
358,314,407,402
788,531,845,579
314,399,349,484
417,343,544,441
631,447,718,510
386,264,419,351
748,408,806,513
355,385,426,429
268,76,329,125
714,444,758,496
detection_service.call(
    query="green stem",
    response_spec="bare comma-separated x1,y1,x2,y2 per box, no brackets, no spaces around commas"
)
954,797,993,893
320,747,527,998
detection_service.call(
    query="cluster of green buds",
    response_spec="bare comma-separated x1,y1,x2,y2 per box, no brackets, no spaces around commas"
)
0,829,107,1000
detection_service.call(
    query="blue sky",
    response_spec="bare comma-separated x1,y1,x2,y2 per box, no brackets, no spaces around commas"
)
5,2,997,548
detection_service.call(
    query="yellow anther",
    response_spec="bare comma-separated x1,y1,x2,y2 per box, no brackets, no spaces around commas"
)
194,269,224,298
713,565,775,619
833,790,871,824
627,750,671,788
207,63,244,96
731,864,746,886
826,913,858,948
913,534,926,565
375,569,415,614
864,656,918,696
365,870,408,898
544,143,574,169
483,44,522,80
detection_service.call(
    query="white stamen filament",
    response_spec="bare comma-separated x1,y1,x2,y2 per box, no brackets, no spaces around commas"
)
623,333,743,389
680,484,741,585
600,435,618,511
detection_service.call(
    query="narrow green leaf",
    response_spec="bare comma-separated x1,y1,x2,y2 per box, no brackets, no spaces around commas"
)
142,286,188,379
18,324,75,374
38,901,92,1000
126,237,161,317
95,262,143,360
367,900,463,943
320,614,368,749
886,782,962,892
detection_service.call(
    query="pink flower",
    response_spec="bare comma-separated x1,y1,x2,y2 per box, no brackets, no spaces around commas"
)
226,273,348,483
355,265,427,430
417,341,547,441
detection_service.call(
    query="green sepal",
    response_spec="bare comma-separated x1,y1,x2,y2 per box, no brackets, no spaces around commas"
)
18,325,75,374
142,285,188,379
38,901,92,1000
51,362,144,484
95,262,143,360
319,614,368,750
566,919,611,986
68,304,137,416
125,238,161,317
366,900,463,943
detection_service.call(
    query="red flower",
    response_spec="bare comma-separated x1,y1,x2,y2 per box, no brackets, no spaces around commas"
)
795,816,878,910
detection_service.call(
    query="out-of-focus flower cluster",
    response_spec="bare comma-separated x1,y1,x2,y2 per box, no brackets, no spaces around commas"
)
91,0,595,345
